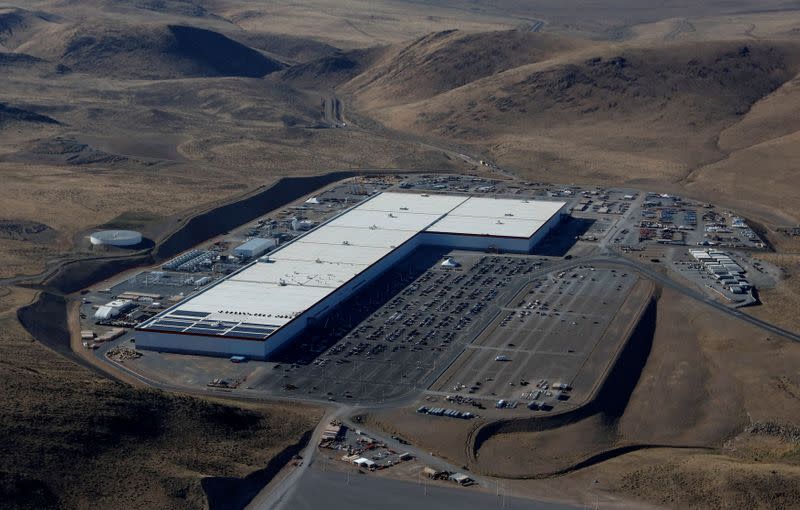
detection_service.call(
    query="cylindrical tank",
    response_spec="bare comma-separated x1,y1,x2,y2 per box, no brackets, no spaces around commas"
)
89,230,142,247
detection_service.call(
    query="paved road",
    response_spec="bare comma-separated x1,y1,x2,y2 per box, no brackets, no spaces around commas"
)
249,408,552,510
248,408,342,510
322,96,346,127
278,467,583,510
594,253,800,343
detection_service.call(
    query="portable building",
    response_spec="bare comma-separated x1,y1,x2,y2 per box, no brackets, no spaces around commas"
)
232,238,276,260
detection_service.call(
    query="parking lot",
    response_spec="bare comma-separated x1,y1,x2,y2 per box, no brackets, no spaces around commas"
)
430,265,652,409
92,251,652,410
246,249,556,403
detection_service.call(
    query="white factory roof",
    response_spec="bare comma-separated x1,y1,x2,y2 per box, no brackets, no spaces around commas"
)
428,216,549,238
138,192,565,340
229,259,365,288
425,196,565,238
324,208,442,232
357,192,468,215
450,196,565,221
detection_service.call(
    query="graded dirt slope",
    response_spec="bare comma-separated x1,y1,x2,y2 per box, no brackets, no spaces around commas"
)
475,287,800,505
0,287,321,509
370,286,800,507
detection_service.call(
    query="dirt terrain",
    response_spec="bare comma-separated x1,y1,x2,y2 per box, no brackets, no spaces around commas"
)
1,0,800,508
366,287,800,507
343,37,800,225
0,286,322,509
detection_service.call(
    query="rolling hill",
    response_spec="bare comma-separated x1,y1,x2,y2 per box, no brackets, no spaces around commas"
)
280,48,385,90
343,30,585,107
0,7,60,50
21,21,285,79
0,103,60,126
337,34,800,222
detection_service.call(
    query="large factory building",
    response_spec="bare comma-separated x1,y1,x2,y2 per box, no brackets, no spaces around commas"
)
135,192,567,359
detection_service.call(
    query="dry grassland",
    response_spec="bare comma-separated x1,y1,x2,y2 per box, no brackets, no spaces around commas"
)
0,286,322,509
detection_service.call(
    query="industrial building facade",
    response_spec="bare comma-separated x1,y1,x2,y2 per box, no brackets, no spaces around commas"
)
135,192,567,359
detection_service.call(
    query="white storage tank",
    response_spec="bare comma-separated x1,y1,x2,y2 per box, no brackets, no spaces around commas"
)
90,230,142,247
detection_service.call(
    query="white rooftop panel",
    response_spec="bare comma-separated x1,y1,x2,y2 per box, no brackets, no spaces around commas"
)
358,192,468,215
274,241,394,266
229,259,365,288
446,197,566,221
295,225,416,249
180,280,334,326
427,216,548,238
325,208,442,232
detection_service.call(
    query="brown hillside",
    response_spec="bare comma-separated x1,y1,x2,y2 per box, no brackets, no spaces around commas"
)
0,288,319,509
343,30,585,107
280,47,386,90
20,21,285,79
371,41,800,163
236,32,339,65
0,7,59,50
349,39,800,220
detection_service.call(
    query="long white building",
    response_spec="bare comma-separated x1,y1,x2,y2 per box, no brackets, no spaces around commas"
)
135,192,567,359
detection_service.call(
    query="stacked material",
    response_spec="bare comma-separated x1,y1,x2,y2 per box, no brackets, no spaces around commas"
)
689,249,751,293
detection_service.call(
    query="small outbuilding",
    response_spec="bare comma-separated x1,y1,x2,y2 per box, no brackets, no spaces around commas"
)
232,238,276,260
441,257,460,268
449,473,473,485
353,457,376,470
94,299,135,320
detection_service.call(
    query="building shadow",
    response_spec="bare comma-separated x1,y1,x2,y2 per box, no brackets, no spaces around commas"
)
531,217,595,257
269,245,451,364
